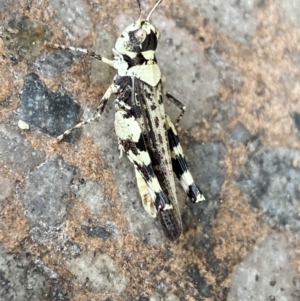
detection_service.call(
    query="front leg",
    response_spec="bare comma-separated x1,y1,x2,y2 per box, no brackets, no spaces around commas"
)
45,43,115,68
56,82,119,142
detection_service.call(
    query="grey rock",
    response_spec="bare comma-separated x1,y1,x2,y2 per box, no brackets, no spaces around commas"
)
19,73,80,137
0,124,45,174
188,0,257,43
66,251,127,294
20,156,76,227
235,147,300,235
3,15,51,63
281,0,300,27
0,244,70,301
81,225,111,240
228,233,298,301
50,0,92,40
34,50,77,78
230,121,251,144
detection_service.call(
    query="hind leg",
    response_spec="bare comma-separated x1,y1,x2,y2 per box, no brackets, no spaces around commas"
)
165,114,205,203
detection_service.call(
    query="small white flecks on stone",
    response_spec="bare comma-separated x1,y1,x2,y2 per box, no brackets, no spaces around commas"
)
18,119,30,130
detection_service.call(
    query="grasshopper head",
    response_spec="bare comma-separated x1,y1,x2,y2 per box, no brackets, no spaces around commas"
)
113,0,163,85
115,0,163,56
115,19,160,55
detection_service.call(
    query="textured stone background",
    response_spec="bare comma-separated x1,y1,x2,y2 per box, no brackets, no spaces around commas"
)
1,0,300,300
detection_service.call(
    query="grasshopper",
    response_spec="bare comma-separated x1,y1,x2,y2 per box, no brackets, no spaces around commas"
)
52,0,205,241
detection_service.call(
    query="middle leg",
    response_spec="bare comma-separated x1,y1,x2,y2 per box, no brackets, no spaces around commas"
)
165,92,186,126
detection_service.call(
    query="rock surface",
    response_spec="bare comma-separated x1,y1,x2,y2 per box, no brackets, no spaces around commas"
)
0,0,300,300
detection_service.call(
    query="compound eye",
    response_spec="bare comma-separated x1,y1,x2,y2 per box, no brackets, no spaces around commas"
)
134,28,147,43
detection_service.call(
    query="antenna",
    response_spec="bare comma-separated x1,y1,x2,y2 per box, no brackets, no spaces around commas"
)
136,0,142,17
146,0,163,21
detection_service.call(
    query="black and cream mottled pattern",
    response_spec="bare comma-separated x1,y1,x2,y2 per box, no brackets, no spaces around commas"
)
165,115,205,203
114,107,173,212
138,81,182,241
114,76,182,241
53,0,205,241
